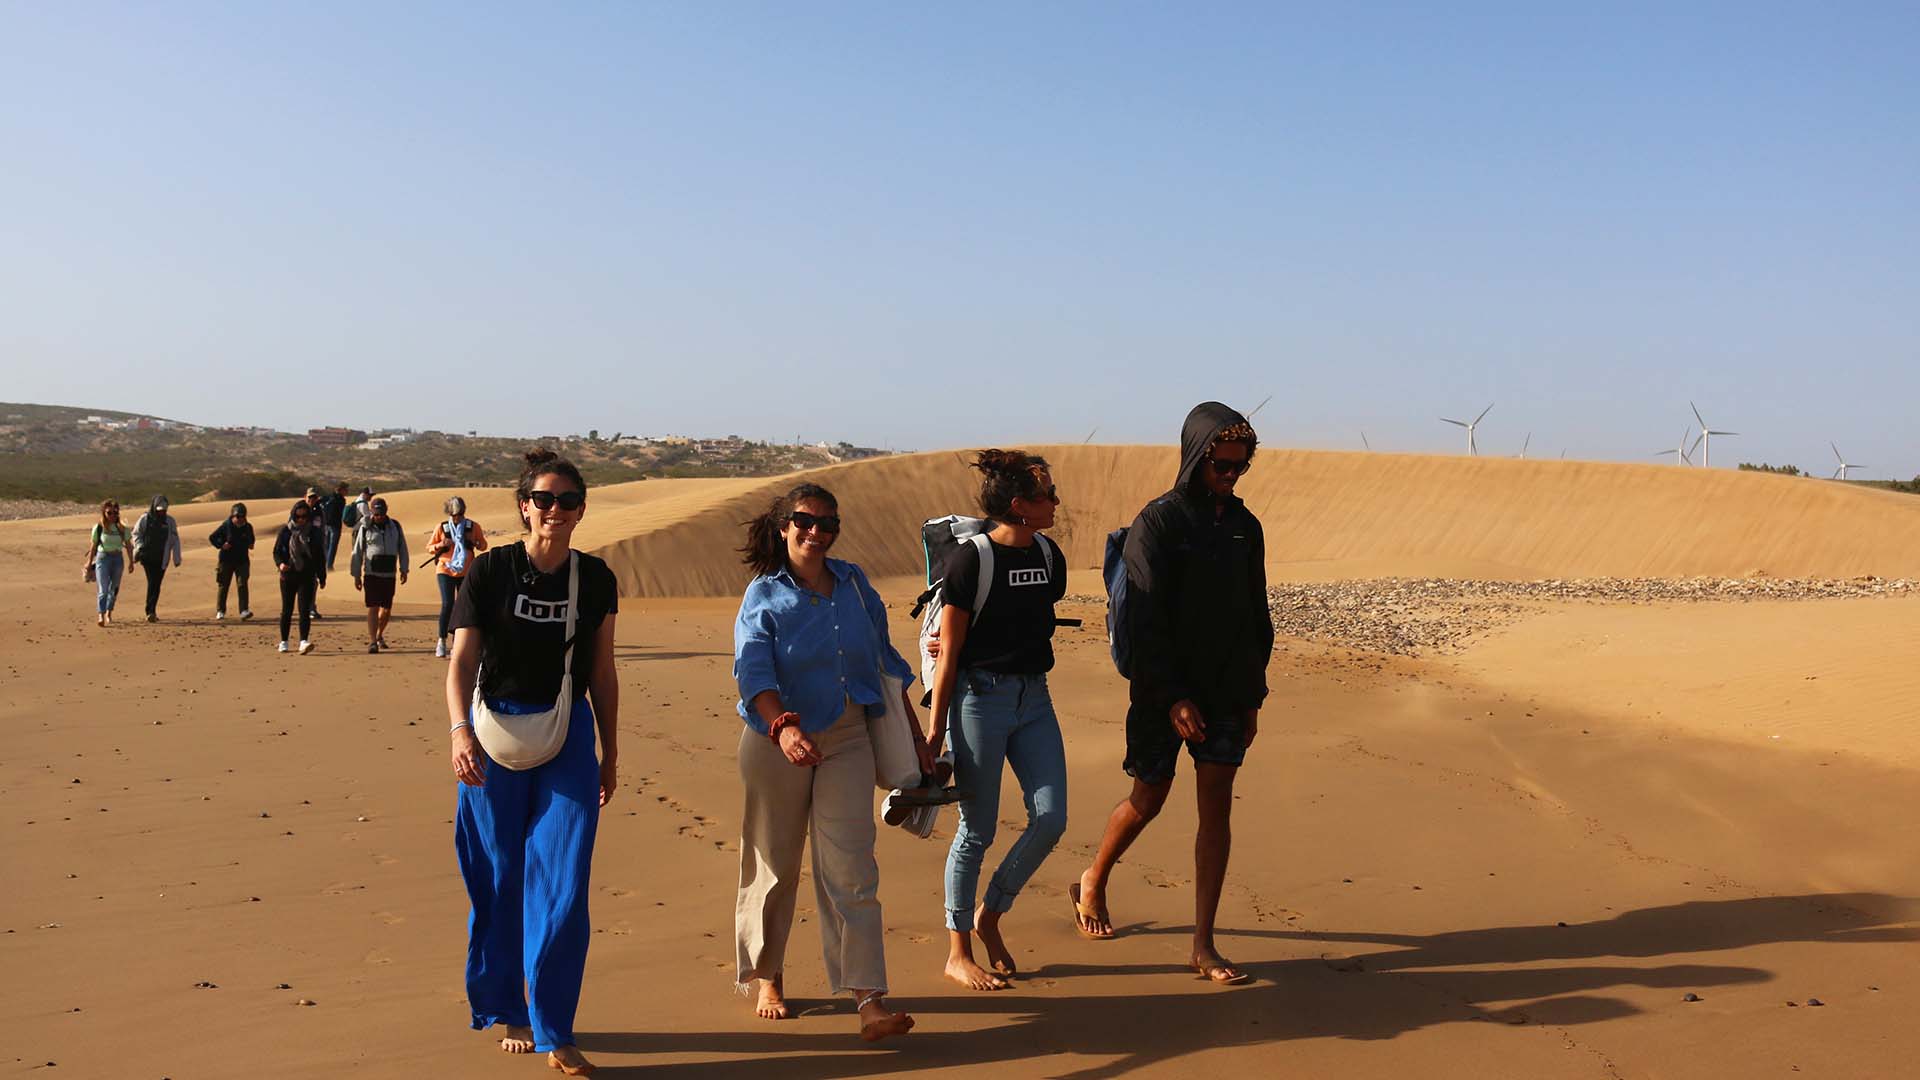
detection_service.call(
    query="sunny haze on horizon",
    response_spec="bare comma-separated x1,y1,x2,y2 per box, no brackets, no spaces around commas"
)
2,3,1914,474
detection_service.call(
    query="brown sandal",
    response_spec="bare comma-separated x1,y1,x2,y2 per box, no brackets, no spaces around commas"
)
1069,882,1115,940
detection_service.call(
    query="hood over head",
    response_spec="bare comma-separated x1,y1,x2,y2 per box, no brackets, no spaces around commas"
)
1175,401,1259,493
149,494,170,513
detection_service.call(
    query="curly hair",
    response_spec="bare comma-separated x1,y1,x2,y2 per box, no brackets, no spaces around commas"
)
739,483,838,578
971,449,1052,520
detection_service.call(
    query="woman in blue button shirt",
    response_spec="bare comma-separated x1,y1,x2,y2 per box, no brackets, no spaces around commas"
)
732,482,930,1043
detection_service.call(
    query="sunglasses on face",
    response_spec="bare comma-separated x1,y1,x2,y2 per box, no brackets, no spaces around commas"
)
527,490,585,512
1206,456,1251,477
787,511,842,534
1022,486,1060,504
293,513,310,521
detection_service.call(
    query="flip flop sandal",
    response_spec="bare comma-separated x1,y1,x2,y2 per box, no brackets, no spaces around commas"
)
881,785,970,825
1192,958,1251,985
1069,882,1115,940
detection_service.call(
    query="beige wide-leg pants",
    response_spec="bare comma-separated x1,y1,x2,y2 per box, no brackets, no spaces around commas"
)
735,700,888,994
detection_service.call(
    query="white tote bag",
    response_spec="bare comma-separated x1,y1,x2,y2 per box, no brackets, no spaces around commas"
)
472,552,579,771
851,572,923,790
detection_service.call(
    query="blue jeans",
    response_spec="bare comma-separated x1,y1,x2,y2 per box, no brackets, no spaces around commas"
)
95,552,123,614
455,695,601,1052
943,670,1068,932
324,524,341,570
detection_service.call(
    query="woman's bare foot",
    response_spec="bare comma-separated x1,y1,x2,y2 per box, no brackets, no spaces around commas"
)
755,975,792,1020
945,932,1010,991
1072,871,1115,939
499,1024,535,1053
975,907,1017,977
855,992,914,1042
547,1045,596,1076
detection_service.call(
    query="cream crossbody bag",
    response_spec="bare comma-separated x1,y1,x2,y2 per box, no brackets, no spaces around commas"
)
472,552,579,770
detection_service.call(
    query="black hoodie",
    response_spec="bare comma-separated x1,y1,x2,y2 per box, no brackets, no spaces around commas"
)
1119,402,1274,712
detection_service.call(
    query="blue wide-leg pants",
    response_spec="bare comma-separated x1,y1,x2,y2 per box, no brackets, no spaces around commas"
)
455,695,600,1052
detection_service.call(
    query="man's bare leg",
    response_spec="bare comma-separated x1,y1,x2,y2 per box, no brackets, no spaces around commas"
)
1190,761,1245,982
1076,777,1171,938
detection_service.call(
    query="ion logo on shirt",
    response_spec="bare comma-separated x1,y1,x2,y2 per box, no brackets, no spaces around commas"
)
514,595,571,623
1007,568,1051,587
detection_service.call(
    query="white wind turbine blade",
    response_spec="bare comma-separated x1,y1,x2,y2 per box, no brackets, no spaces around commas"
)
1361,431,1372,451
1831,442,1845,464
1247,394,1274,420
1440,417,1468,427
1691,401,1708,429
1474,402,1495,425
1519,432,1531,458
1709,429,1738,436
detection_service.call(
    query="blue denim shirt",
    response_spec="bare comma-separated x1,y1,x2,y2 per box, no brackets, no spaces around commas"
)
733,558,915,734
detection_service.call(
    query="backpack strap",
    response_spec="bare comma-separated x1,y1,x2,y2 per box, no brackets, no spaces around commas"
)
968,532,994,627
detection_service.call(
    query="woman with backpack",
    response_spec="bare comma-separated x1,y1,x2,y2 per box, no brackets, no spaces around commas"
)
447,450,620,1077
923,450,1068,991
273,499,328,654
427,495,489,659
130,494,182,622
731,482,925,1042
84,499,132,626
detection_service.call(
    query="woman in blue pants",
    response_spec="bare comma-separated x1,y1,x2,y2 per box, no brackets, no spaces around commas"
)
447,450,620,1077
922,450,1069,990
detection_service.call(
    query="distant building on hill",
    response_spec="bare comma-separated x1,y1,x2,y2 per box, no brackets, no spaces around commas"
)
309,426,367,448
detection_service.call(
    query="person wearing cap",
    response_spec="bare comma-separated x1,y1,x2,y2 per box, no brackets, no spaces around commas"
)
208,502,256,621
130,495,183,622
320,482,350,570
350,496,409,654
427,495,489,659
301,486,330,620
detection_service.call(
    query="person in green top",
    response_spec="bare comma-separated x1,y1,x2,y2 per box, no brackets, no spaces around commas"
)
85,499,133,626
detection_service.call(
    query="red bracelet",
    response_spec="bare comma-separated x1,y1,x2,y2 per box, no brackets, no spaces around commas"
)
768,712,801,740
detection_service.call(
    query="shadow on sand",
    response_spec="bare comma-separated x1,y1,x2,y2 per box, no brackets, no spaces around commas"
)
580,892,1920,1078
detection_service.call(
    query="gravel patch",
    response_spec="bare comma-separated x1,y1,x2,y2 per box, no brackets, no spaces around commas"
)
0,498,96,522
1069,576,1917,657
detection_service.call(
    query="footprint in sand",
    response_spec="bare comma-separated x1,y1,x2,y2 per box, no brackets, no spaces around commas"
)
321,883,367,896
372,911,405,925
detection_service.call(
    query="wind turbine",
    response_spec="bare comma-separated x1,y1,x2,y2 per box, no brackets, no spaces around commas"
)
1652,427,1697,466
1360,431,1372,452
1440,403,1493,456
1516,432,1532,459
1083,427,1099,444
1831,442,1864,480
1689,401,1738,468
1247,394,1274,420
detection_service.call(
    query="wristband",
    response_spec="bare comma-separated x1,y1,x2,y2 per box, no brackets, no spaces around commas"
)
767,712,801,740
450,720,473,734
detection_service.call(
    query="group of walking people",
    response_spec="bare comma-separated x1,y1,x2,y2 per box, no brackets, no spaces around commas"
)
443,403,1271,1076
81,481,491,658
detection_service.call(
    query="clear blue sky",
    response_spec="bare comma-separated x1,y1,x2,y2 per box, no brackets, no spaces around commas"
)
4,3,1915,474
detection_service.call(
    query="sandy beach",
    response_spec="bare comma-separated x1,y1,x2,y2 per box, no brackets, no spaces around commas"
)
7,449,1920,1078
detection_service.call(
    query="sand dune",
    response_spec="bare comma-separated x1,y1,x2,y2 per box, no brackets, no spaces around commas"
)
588,448,1920,597
9,450,1920,1077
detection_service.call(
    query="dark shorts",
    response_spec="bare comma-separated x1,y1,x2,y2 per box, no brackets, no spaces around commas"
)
1123,699,1249,785
363,574,396,608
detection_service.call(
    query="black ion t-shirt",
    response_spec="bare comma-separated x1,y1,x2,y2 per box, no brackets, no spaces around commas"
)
939,535,1067,674
450,542,618,701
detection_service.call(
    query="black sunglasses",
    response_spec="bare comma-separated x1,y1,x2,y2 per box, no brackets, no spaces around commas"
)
1023,485,1060,504
1206,456,1251,477
527,490,585,511
788,511,842,534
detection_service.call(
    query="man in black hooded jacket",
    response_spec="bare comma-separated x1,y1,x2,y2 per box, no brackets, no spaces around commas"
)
1072,401,1274,985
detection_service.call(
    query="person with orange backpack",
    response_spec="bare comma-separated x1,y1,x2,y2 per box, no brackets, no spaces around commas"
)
427,495,489,658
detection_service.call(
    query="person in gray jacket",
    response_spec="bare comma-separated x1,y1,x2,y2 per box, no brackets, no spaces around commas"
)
131,495,183,622
350,497,409,654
